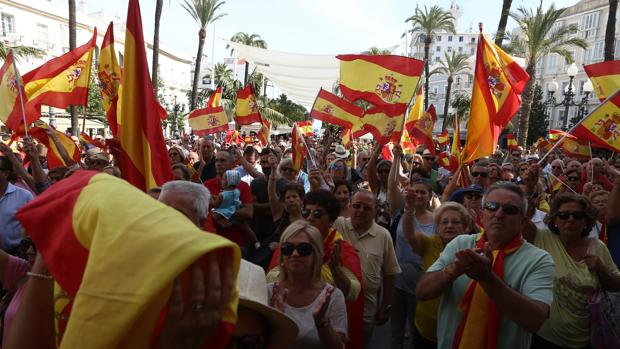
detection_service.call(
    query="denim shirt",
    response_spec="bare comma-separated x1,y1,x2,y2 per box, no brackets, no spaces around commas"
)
0,183,34,251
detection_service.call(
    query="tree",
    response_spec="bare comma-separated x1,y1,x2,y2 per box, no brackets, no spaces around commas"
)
509,3,587,146
433,52,471,130
226,32,267,85
68,0,78,136
152,0,163,97
267,94,308,126
182,0,226,111
363,46,392,55
495,0,513,47
526,84,548,145
604,0,618,61
0,43,44,61
447,91,471,126
405,5,455,110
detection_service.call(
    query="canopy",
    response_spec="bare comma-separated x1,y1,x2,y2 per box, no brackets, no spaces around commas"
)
226,41,340,108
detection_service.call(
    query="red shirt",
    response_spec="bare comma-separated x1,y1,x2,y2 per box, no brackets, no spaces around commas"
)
204,176,253,246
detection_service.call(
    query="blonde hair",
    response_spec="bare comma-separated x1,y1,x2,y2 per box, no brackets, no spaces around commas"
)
433,202,470,230
279,220,324,282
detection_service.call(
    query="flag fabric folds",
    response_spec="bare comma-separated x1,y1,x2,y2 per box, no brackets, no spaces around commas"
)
583,60,620,102
572,89,620,152
337,54,424,115
189,106,229,136
436,129,449,147
296,120,314,136
461,30,529,162
235,84,261,125
506,133,518,150
361,106,404,144
16,171,240,349
21,29,97,122
291,123,306,171
30,121,81,169
0,51,28,130
118,0,172,191
208,86,223,108
560,137,592,159
409,105,436,154
310,88,364,130
341,128,353,147
79,132,106,150
405,87,424,134
257,117,271,146
97,22,121,136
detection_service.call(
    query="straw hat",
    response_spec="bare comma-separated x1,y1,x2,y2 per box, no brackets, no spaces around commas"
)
333,145,350,159
236,260,298,349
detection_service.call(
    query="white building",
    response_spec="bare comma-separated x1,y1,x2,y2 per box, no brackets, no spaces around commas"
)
0,0,192,136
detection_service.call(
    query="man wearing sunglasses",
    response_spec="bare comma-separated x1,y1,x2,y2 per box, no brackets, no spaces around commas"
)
333,189,401,349
417,182,554,349
469,163,490,189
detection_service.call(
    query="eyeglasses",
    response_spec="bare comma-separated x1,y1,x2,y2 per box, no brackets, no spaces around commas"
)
551,166,562,169
330,164,345,170
567,176,580,181
281,167,295,173
301,208,325,219
556,211,586,220
281,242,314,256
351,202,374,211
471,172,488,178
482,201,521,215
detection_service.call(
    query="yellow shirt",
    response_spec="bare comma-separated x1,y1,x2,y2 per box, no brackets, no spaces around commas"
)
413,234,445,342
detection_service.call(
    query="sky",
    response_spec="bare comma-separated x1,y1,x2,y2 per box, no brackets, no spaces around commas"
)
87,0,580,64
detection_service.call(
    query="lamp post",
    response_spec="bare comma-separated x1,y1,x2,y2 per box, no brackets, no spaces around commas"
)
545,62,594,130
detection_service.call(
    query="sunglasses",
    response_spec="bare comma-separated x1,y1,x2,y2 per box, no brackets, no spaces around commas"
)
351,202,374,211
519,168,527,172
281,242,314,256
471,172,488,178
482,201,521,215
552,166,562,169
301,208,325,219
556,211,586,220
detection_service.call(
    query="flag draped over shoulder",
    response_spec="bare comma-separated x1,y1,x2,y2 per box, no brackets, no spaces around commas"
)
0,51,27,130
337,54,424,115
118,0,172,191
21,29,97,122
30,121,81,169
409,105,436,154
310,88,364,130
16,171,240,349
97,22,121,136
461,30,529,162
572,89,620,152
583,60,620,102
235,84,261,125
291,123,306,171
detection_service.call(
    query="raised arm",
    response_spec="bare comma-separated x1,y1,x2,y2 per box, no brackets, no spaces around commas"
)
0,142,37,193
22,139,48,192
268,155,284,222
367,142,382,194
46,129,75,167
387,144,404,216
235,147,264,179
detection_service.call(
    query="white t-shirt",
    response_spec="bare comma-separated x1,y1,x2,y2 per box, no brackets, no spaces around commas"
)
267,283,347,348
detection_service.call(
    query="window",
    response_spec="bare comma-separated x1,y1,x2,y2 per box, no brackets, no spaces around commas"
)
581,11,599,39
1,13,15,36
470,47,475,55
437,35,442,42
436,46,441,52
547,54,557,69
435,56,441,62
35,23,49,47
471,37,476,43
448,35,453,42
447,46,452,52
593,41,604,60
458,46,463,53
459,36,463,42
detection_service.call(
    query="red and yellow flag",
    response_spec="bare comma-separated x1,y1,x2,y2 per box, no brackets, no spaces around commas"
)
506,133,518,150
405,87,424,134
361,106,404,144
16,171,240,349
436,129,449,147
549,128,577,142
296,120,314,136
337,54,424,115
208,86,223,108
400,129,416,155
341,128,353,148
21,29,97,121
409,105,436,155
118,0,172,191
291,123,306,171
189,106,229,136
225,129,243,145
79,132,106,150
235,84,261,125
0,50,27,130
534,137,551,152
449,117,463,171
572,89,620,152
560,137,592,159
583,60,620,102
30,121,81,169
257,117,271,146
97,22,121,136
461,30,529,162
310,88,364,130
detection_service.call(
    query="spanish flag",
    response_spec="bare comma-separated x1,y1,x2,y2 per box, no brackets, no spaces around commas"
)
291,123,306,171
337,54,424,115
235,84,261,125
296,120,314,136
560,137,592,159
409,105,436,155
208,86,223,108
30,121,81,169
79,131,106,150
461,29,529,162
189,106,229,136
534,137,551,152
118,0,172,191
405,87,424,134
583,60,620,102
225,129,243,145
361,106,404,144
97,22,121,136
572,89,620,152
401,129,416,155
257,117,270,146
341,127,353,147
0,50,27,130
506,133,518,150
16,171,240,349
21,29,97,120
450,116,463,171
436,129,450,147
310,88,364,130
549,128,577,142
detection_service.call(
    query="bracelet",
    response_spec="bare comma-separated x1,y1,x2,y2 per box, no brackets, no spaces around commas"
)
27,272,53,280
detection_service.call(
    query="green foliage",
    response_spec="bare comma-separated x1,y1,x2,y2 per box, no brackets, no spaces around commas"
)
0,42,45,61
405,5,456,42
267,94,308,126
447,92,471,125
526,84,549,145
363,47,392,55
181,0,227,30
226,32,267,54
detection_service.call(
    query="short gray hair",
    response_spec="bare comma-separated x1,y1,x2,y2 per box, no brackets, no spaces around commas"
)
482,181,528,213
161,181,211,221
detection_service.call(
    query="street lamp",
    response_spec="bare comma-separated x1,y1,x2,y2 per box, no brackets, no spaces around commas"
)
545,63,593,130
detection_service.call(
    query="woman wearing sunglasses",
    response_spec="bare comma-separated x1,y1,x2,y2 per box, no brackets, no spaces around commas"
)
523,193,620,349
269,221,347,349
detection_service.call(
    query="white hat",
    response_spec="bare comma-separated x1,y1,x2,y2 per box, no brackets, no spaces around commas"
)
333,144,350,159
236,260,298,349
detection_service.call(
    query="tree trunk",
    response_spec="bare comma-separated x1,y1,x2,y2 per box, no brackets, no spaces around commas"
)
604,0,618,61
190,29,206,111
517,63,537,146
494,0,513,48
423,37,431,110
244,62,249,86
152,0,163,97
68,0,78,136
442,76,453,130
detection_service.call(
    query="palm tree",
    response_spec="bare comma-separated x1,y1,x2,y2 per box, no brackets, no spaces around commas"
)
405,5,456,110
604,0,618,61
226,32,267,85
434,52,471,130
495,0,513,47
182,0,226,111
509,3,588,146
0,43,44,61
152,0,163,97
68,0,78,136
363,46,392,55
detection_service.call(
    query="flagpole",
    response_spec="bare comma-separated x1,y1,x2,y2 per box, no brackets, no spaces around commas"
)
12,52,29,137
549,172,578,195
298,127,316,167
588,141,594,184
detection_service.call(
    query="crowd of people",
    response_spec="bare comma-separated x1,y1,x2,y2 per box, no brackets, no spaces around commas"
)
0,128,619,349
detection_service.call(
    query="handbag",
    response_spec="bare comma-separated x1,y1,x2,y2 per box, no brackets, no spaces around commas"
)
589,290,620,349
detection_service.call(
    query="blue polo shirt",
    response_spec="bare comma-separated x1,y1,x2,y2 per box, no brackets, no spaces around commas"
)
0,183,34,251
